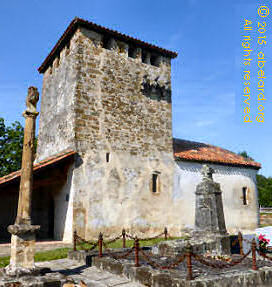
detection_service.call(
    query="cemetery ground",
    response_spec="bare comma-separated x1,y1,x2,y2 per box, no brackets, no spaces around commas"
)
0,237,177,268
2,232,272,286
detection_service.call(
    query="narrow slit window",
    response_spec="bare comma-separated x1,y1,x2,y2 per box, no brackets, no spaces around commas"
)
150,55,160,67
102,37,110,50
128,46,137,58
242,187,247,205
106,153,110,163
142,51,147,63
66,42,70,55
152,174,158,193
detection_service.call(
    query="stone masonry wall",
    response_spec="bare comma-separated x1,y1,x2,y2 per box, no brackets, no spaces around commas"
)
36,32,82,162
71,27,176,239
174,161,259,233
74,27,173,155
37,26,178,241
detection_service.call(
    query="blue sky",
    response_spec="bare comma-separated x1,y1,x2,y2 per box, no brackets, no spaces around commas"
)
0,0,271,176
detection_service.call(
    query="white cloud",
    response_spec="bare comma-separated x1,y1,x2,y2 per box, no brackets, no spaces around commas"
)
195,120,215,127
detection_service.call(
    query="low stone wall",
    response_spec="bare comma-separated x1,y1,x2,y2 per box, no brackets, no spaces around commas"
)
260,213,272,226
0,270,65,286
153,236,229,257
92,256,272,287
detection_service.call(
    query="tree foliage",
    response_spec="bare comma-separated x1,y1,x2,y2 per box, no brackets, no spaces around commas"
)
0,118,24,177
238,151,254,161
257,174,272,207
239,150,272,207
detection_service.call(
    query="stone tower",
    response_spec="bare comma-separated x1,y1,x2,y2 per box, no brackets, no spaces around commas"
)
37,18,178,241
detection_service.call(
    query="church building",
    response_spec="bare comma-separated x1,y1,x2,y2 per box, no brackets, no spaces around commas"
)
0,18,261,242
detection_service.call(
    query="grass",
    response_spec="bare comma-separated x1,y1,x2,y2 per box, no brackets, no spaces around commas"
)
260,213,272,216
259,224,272,228
78,237,181,250
0,237,181,268
0,248,71,268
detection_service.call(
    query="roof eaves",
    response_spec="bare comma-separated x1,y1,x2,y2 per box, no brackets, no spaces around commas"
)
0,150,76,187
174,156,261,170
38,17,178,74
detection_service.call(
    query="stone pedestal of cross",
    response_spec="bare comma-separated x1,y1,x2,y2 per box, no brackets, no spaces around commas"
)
5,87,41,276
194,164,230,254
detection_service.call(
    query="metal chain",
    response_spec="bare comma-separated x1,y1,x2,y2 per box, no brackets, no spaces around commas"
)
102,242,135,260
192,250,251,269
125,232,164,241
257,248,272,261
139,248,185,270
75,234,97,246
243,238,253,244
104,234,123,245
85,242,99,251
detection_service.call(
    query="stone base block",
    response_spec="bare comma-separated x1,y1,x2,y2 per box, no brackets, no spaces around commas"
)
0,270,64,286
5,224,40,277
155,233,230,257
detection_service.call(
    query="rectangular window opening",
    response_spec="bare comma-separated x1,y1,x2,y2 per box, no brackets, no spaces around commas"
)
152,174,158,193
142,51,147,63
242,187,247,205
102,36,110,50
150,55,160,67
128,46,137,58
106,152,110,163
66,42,70,55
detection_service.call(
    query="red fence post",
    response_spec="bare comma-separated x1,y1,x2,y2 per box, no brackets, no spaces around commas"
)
164,227,168,240
251,238,257,270
99,232,103,258
186,242,193,280
122,228,126,248
135,237,140,267
238,231,244,255
73,230,77,251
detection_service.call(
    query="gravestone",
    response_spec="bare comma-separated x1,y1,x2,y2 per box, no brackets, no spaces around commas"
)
194,165,230,254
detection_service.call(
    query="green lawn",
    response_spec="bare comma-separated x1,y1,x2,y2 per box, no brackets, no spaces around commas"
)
0,237,181,268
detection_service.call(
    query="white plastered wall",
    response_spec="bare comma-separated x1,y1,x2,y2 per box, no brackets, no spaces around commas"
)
53,164,75,242
174,161,259,234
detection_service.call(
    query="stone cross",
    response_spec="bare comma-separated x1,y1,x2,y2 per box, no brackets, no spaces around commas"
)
5,87,40,276
201,164,214,180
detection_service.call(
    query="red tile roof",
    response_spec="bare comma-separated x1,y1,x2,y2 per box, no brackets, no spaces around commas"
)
38,17,178,74
173,138,261,169
0,150,76,186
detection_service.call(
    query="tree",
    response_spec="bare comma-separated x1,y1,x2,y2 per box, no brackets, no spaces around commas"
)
257,174,272,207
238,151,254,161
0,118,24,177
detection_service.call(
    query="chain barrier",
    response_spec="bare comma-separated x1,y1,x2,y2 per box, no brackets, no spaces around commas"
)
102,241,135,260
257,248,272,261
75,234,97,246
103,234,123,245
139,248,185,270
84,241,99,251
74,231,98,252
243,238,253,244
125,232,165,241
192,250,251,269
